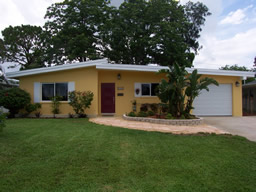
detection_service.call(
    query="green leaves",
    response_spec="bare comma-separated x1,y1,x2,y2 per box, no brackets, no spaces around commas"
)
0,87,31,118
44,0,110,64
157,64,218,118
68,90,94,117
0,25,47,70
102,0,210,67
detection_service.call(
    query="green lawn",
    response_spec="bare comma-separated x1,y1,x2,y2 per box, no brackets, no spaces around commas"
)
0,119,256,192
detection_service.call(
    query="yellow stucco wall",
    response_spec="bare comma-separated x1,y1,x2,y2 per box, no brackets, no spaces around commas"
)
19,67,99,116
19,67,243,117
98,71,242,116
98,70,164,116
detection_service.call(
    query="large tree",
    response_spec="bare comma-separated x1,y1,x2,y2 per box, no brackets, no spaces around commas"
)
44,0,111,64
0,25,47,70
101,0,210,67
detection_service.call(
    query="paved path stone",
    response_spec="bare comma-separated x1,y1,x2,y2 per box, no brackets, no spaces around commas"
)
89,117,228,135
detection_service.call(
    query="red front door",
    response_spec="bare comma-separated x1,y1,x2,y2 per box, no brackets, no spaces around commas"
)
101,83,115,113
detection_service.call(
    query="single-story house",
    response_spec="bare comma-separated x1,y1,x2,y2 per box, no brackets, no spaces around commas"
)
6,59,255,117
243,80,256,115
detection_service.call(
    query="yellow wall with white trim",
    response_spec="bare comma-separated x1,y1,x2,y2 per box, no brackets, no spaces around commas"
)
19,67,99,116
19,67,243,117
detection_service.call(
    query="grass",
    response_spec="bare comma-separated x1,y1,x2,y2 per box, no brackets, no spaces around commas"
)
0,119,256,192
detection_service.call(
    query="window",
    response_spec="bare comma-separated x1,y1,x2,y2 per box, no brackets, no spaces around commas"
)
42,83,68,101
141,83,159,96
141,84,150,96
151,83,159,96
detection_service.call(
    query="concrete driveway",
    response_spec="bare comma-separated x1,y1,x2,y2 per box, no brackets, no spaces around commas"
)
203,116,256,142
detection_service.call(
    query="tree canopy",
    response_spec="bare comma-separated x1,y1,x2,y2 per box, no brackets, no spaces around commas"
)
44,0,111,64
0,0,211,70
0,25,47,70
101,0,210,67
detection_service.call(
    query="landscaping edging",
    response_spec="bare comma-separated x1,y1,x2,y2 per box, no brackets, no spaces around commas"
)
123,114,203,126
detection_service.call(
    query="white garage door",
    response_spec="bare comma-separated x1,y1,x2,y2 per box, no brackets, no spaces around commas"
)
193,84,232,116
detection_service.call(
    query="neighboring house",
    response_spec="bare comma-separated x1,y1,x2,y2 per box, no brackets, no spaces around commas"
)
243,80,256,116
6,59,255,117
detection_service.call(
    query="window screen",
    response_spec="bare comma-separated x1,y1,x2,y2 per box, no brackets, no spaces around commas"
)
56,83,68,101
42,84,54,101
141,84,150,96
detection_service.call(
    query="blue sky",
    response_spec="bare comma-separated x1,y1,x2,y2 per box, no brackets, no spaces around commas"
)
0,0,255,72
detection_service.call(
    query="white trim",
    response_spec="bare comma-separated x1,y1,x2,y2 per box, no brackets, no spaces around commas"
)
6,58,255,78
6,59,108,78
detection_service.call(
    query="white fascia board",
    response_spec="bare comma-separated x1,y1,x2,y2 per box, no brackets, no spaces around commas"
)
6,58,255,79
6,59,108,78
186,68,255,78
96,63,168,72
96,64,255,78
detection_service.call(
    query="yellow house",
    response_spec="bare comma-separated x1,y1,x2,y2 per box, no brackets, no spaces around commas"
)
6,59,255,117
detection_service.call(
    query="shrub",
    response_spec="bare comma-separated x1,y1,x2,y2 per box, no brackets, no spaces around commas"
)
68,113,74,118
140,104,148,112
35,112,41,118
51,96,62,118
25,103,42,116
127,111,136,117
166,113,174,119
137,111,148,117
147,110,155,116
149,104,158,113
0,111,6,132
68,91,94,117
0,87,31,118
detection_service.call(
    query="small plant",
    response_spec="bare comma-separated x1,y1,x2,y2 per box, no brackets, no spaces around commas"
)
140,104,148,112
147,110,155,116
25,103,42,117
131,100,137,112
137,111,148,117
180,115,185,119
35,111,41,118
51,96,62,118
68,113,74,118
166,113,173,119
128,111,136,117
150,104,158,113
0,111,6,132
68,91,94,117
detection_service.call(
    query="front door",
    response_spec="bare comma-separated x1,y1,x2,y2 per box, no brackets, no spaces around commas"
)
101,83,115,114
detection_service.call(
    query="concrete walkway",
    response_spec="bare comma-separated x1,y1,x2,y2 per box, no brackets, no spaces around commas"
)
203,117,256,142
89,117,228,135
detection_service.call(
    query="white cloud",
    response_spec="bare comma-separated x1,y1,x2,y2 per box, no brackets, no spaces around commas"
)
194,27,256,69
0,0,61,33
220,5,253,25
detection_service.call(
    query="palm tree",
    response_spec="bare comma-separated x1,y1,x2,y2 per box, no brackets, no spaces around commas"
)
157,63,219,118
185,70,219,115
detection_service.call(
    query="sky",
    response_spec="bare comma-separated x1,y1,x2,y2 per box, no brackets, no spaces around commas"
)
0,0,255,73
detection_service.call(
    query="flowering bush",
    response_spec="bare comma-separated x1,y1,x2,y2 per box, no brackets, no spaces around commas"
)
0,88,31,118
68,91,94,117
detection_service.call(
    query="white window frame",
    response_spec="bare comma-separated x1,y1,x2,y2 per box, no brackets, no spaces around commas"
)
41,82,68,101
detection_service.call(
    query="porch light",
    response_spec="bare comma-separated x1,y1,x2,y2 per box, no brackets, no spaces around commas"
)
235,81,240,87
117,73,121,80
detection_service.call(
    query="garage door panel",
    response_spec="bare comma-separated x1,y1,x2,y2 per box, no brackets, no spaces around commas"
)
193,84,232,116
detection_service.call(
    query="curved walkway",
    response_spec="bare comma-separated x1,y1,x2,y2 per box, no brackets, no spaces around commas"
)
89,117,228,135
